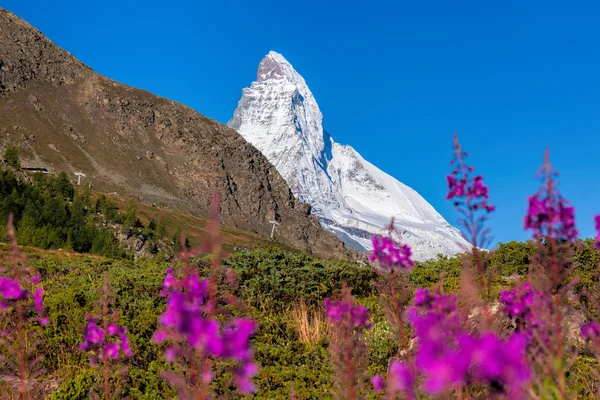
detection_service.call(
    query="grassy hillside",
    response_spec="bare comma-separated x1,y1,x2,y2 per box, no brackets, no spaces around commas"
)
1,237,598,399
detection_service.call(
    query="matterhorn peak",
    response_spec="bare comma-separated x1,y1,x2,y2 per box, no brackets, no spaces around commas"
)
228,53,470,259
257,51,300,82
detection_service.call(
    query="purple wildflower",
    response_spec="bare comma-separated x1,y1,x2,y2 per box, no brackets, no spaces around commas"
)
79,317,132,360
34,288,44,313
156,274,218,352
155,268,258,394
217,319,259,394
407,289,467,393
324,298,372,329
409,288,459,321
369,236,414,271
371,362,415,398
524,152,578,242
388,361,414,399
160,268,175,296
408,287,530,395
460,332,530,394
524,195,577,242
500,287,548,347
371,375,384,392
500,283,538,319
0,277,26,300
582,322,600,341
235,361,259,394
80,319,104,348
413,287,430,306
446,174,466,199
447,135,494,215
447,134,495,248
0,275,47,324
417,344,469,393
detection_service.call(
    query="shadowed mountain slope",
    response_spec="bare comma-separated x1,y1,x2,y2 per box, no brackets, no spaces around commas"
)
0,9,353,259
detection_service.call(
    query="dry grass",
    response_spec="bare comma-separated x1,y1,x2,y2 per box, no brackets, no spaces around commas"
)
290,300,327,346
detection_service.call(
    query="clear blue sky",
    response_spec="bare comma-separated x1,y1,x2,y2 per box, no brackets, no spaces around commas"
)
2,0,599,245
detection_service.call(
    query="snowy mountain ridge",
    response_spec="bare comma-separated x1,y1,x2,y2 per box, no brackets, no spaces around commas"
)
228,51,470,260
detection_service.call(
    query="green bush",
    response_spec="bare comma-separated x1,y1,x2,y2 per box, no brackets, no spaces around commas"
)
410,254,462,292
489,240,534,276
227,248,376,311
48,369,94,400
3,146,20,168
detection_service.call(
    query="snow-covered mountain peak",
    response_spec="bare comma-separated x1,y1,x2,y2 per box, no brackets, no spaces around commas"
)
257,51,298,81
228,52,471,260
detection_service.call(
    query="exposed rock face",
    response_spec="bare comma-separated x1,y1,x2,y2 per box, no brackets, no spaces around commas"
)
0,9,352,259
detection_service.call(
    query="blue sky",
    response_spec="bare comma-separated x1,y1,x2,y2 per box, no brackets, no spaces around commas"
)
2,0,599,245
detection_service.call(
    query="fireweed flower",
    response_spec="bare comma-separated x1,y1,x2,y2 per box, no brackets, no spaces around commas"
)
160,268,175,296
499,282,550,339
524,152,578,242
324,297,372,329
582,322,600,349
447,134,495,249
388,360,414,399
370,361,414,398
235,359,259,394
371,375,384,392
369,236,414,271
500,283,534,319
0,275,47,325
79,317,133,360
0,277,26,300
446,173,494,212
499,282,550,340
408,288,530,395
221,318,258,393
0,217,50,400
154,269,258,394
407,289,466,392
408,288,461,332
459,332,530,394
524,195,577,242
324,286,372,400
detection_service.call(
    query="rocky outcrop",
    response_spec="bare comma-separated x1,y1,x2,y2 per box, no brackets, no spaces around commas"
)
0,8,353,259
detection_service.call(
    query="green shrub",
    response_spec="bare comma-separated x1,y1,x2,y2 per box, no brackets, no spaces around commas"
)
48,369,94,400
3,146,20,168
227,248,376,311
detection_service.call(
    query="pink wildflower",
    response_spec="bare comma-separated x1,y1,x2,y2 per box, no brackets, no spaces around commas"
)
370,236,414,272
79,317,132,360
324,298,372,329
155,268,258,393
524,151,578,242
447,133,495,248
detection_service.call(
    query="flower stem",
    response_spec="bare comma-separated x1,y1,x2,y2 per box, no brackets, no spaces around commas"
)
17,301,26,400
103,272,110,399
344,322,357,400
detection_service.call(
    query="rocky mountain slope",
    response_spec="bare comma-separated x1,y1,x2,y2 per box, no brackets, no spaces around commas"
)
228,51,470,259
0,9,352,259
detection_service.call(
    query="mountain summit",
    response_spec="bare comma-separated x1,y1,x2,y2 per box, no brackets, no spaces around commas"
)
228,51,470,259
